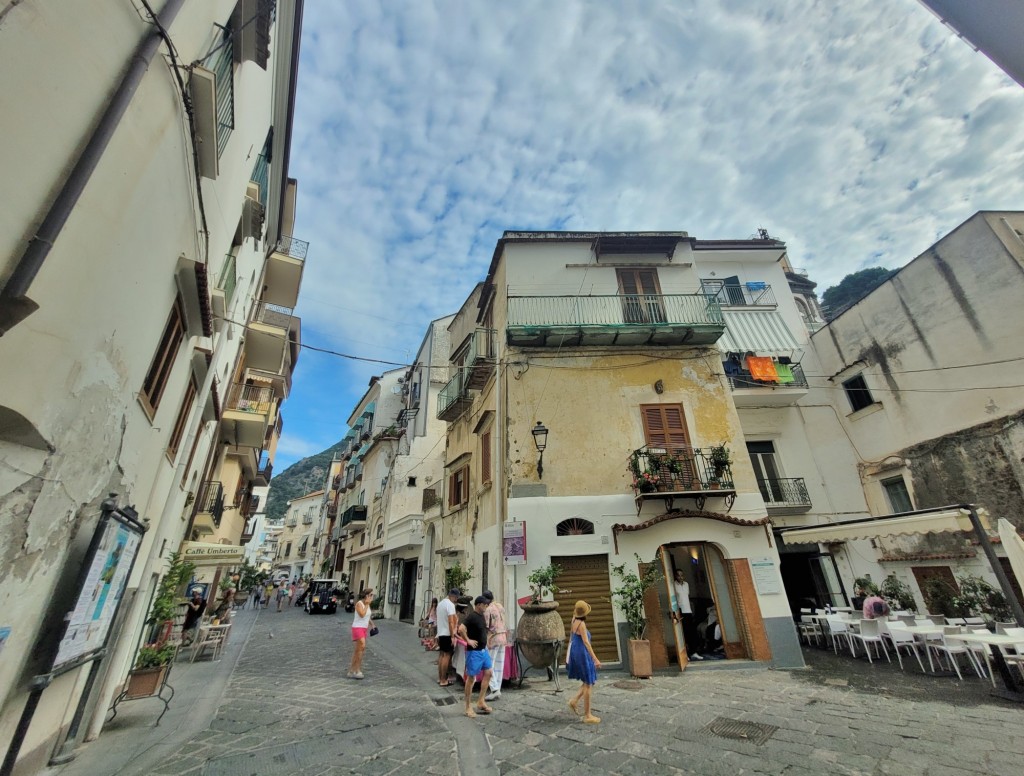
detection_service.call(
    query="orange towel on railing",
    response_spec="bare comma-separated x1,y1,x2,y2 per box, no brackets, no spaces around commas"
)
746,355,779,382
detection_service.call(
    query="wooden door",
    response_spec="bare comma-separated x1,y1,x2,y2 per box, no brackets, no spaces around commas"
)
658,550,687,671
617,269,666,323
551,555,618,661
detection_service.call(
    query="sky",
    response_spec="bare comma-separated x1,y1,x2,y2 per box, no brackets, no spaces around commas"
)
276,0,1024,470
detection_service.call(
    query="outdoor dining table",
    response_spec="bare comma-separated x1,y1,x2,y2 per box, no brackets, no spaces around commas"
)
948,632,1024,702
889,623,946,673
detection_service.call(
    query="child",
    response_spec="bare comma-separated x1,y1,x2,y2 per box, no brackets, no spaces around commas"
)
566,600,602,724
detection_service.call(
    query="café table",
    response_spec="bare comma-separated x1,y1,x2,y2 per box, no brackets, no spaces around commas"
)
889,623,946,673
948,632,1024,702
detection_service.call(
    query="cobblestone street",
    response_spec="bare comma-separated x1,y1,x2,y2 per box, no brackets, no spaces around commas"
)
53,606,1024,776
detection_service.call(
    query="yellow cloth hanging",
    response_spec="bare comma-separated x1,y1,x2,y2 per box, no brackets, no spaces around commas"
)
746,355,779,383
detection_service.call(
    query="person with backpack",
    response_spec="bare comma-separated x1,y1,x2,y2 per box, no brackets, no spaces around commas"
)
862,593,890,619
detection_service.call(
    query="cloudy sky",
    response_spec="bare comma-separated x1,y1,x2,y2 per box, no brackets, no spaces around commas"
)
276,0,1024,469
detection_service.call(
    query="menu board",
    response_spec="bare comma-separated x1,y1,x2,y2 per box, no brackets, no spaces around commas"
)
52,512,143,673
750,556,782,595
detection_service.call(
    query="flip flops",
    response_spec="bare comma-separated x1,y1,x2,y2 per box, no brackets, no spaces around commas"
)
476,705,493,715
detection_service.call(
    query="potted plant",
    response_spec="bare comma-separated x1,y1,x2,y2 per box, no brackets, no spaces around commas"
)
709,445,732,477
124,551,194,698
633,470,660,493
879,575,915,612
518,563,565,670
443,561,474,595
611,556,662,678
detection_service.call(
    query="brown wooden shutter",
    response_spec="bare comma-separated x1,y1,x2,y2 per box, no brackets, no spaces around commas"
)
462,466,470,503
481,432,492,483
641,404,690,451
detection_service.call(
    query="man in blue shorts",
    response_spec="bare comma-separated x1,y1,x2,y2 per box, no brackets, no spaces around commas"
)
457,596,494,718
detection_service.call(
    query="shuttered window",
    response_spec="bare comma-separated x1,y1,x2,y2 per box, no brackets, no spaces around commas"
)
641,404,696,483
140,299,185,418
617,269,666,323
448,465,470,508
167,377,197,460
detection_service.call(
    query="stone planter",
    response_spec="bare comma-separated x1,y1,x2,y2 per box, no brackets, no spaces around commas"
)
516,600,565,669
627,639,653,678
124,665,168,699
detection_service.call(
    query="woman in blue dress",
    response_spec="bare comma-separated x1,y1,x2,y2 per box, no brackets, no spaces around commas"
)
566,600,602,723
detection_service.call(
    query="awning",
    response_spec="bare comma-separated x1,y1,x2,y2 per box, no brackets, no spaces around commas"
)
998,518,1024,595
717,310,802,356
781,508,990,544
181,541,246,567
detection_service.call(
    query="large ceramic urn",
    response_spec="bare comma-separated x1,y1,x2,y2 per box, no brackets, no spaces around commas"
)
516,600,566,668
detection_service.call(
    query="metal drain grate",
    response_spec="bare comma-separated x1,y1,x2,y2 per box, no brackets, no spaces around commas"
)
701,716,778,746
432,696,457,706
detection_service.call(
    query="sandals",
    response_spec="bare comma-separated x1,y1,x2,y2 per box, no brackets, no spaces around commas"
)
476,705,493,715
568,699,580,715
438,680,452,687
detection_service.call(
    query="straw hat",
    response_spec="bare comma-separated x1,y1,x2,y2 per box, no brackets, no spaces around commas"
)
573,600,592,618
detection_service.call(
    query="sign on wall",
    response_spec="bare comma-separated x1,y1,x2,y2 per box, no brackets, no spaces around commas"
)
750,556,782,595
502,521,527,565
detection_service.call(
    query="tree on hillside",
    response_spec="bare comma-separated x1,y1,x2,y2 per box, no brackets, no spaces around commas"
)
821,267,894,320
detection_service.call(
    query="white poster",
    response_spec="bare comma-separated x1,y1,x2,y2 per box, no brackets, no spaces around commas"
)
502,521,527,565
750,556,782,595
54,518,142,670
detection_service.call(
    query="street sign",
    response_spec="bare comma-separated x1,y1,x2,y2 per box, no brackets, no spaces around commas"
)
502,521,526,565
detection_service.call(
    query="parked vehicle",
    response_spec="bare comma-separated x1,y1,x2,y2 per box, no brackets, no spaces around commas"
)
304,579,341,615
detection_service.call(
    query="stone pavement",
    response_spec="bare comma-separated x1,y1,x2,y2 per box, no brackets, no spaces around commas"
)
50,603,1024,776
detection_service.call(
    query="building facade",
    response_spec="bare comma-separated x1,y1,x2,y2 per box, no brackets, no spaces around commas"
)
0,2,305,769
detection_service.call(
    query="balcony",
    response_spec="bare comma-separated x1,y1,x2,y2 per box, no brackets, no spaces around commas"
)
245,301,295,373
758,477,812,514
221,383,275,448
628,446,736,512
193,481,225,535
246,494,261,516
340,504,368,531
254,453,273,486
725,362,809,408
210,253,238,325
699,280,777,308
263,236,308,309
437,369,473,422
506,294,724,348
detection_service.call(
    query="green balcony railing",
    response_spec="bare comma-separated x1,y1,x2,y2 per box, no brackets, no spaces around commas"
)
210,34,234,158
508,294,723,328
219,253,237,307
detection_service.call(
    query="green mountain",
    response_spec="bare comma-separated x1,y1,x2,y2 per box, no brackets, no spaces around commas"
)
265,440,344,521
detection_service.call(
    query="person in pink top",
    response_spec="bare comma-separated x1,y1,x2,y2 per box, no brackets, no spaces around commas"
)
862,594,890,619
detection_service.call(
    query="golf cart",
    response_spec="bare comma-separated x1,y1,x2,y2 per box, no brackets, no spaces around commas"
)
304,579,341,615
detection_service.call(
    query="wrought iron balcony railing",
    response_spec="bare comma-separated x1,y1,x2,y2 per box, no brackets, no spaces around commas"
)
340,504,368,529
226,383,274,415
506,294,724,347
273,235,309,262
757,477,812,511
197,481,225,526
437,368,472,421
628,445,735,495
699,280,777,307
252,301,294,330
726,362,808,390
256,454,273,483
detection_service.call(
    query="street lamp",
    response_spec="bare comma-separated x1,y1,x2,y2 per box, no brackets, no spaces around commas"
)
532,421,548,479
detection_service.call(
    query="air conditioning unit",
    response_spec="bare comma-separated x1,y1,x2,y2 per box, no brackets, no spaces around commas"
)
241,194,265,242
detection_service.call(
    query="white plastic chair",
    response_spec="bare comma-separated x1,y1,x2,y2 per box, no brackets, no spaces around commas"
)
966,628,996,687
190,626,228,663
926,628,977,680
798,616,823,647
927,614,947,626
963,617,986,627
994,622,1016,635
826,617,854,656
850,619,890,664
887,624,926,673
945,617,966,627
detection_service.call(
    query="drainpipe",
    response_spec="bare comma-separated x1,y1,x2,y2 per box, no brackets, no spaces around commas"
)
0,0,186,335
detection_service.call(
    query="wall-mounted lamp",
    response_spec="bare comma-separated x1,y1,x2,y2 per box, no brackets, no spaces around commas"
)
531,421,549,479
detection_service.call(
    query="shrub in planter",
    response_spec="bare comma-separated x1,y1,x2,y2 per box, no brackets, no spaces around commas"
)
611,556,662,678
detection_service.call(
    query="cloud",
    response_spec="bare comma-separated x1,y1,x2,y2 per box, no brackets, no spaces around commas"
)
275,0,1024,464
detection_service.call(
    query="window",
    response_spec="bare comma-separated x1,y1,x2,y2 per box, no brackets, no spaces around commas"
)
407,476,417,487
167,378,197,460
640,403,695,482
843,374,874,413
882,476,913,514
747,441,783,503
556,518,594,536
481,552,489,592
481,431,492,484
448,465,470,509
284,541,292,557
617,269,665,323
141,299,185,417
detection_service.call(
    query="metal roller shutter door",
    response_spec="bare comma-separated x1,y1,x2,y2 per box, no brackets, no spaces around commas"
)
552,554,618,662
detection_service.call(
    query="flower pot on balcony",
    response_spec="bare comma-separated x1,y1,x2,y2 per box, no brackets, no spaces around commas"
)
708,480,721,491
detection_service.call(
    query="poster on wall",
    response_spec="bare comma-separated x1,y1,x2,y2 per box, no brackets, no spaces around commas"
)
502,521,527,565
750,556,782,595
52,509,144,673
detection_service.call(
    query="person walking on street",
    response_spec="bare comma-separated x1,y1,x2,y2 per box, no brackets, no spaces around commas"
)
348,588,374,679
275,582,290,612
456,596,495,717
482,590,507,701
182,587,207,646
436,588,460,687
566,600,601,724
263,581,273,608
